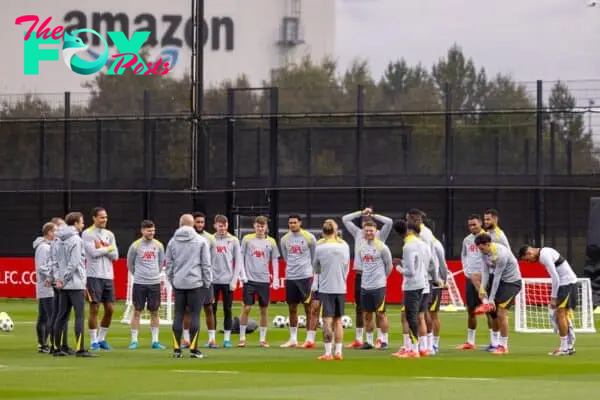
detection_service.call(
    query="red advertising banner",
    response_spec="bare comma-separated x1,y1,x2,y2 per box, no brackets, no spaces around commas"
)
0,257,549,303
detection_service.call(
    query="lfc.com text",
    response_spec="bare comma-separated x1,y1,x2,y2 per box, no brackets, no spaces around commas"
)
0,271,36,285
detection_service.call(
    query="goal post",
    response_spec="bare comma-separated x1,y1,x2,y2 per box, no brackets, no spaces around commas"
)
440,271,466,312
120,271,174,326
515,277,596,333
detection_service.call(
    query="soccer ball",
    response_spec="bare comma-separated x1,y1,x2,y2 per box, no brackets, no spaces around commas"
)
284,316,290,327
341,315,353,329
0,315,14,332
272,315,286,328
297,315,307,328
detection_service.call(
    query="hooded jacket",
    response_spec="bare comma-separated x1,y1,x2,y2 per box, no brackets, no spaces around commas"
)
55,225,86,290
33,237,53,299
165,226,212,290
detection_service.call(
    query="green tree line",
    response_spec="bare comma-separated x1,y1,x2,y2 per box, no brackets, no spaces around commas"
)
0,44,598,184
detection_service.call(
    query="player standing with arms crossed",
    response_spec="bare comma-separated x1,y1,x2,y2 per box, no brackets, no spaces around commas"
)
358,221,393,350
342,208,393,348
280,215,317,349
312,219,350,360
238,216,280,348
126,220,166,350
33,222,56,353
82,207,119,351
166,214,212,359
457,214,487,350
54,212,94,357
476,234,522,355
518,245,578,355
211,215,244,348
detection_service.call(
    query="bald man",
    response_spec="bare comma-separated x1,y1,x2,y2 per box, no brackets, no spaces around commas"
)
165,214,212,358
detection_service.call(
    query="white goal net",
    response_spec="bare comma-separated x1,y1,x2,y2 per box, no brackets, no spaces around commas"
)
440,272,466,311
120,272,174,325
515,278,596,333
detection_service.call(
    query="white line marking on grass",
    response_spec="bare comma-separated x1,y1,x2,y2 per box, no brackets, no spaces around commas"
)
414,376,498,382
0,365,77,372
171,369,240,375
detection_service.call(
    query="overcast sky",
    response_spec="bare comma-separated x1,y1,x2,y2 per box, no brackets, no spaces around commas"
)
335,0,599,83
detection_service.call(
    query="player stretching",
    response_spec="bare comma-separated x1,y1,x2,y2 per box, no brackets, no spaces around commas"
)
518,245,577,355
211,215,243,348
239,216,280,347
342,208,392,348
429,238,448,354
313,220,350,360
166,214,212,358
54,212,94,357
358,221,393,350
82,207,119,351
476,234,522,355
392,220,426,358
280,215,317,349
457,214,487,350
478,209,511,351
33,222,56,353
126,220,166,350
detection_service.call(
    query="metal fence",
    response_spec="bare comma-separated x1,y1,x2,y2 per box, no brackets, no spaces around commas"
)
1,83,599,271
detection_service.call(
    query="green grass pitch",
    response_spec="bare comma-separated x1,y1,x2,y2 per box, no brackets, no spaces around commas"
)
0,299,599,400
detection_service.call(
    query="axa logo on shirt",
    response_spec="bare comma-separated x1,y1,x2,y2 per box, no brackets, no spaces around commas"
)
252,249,265,258
216,245,228,253
142,250,156,260
15,15,172,76
0,271,36,285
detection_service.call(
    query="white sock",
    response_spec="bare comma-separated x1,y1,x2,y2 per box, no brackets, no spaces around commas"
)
376,328,383,340
289,326,298,342
98,327,109,342
324,342,332,355
89,329,98,344
208,330,216,342
224,330,231,342
240,325,247,340
403,334,410,349
500,336,508,348
130,329,138,342
427,332,434,351
382,332,389,344
183,329,190,342
433,336,440,347
366,331,374,345
151,327,159,343
418,336,426,351
492,331,500,347
560,336,569,351
259,326,267,342
307,330,316,343
335,343,342,354
356,327,364,342
412,341,419,352
467,329,476,345
489,329,494,345
568,325,576,347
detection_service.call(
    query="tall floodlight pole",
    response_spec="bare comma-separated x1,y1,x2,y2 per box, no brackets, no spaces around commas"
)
191,0,206,212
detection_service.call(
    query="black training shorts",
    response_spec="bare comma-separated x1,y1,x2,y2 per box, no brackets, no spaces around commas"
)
132,283,161,312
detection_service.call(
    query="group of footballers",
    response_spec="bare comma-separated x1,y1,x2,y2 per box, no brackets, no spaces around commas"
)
32,205,580,359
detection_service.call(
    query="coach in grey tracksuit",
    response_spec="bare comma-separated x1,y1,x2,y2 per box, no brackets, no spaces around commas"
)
166,216,212,357
53,215,92,357
49,224,70,353
33,227,54,351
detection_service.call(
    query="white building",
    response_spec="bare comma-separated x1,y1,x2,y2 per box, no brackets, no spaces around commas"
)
2,0,336,94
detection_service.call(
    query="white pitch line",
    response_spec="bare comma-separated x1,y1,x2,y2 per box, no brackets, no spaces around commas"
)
171,369,240,375
414,376,498,382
